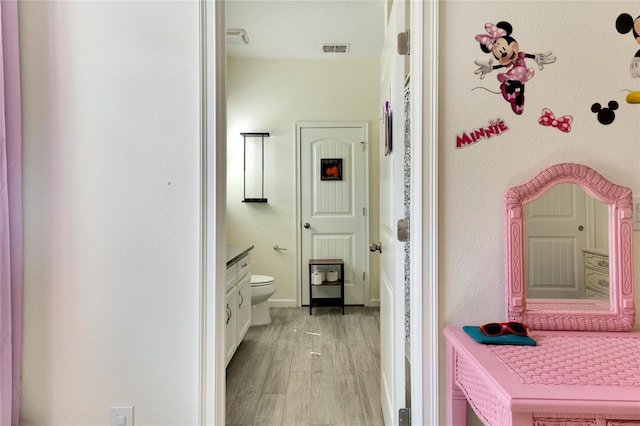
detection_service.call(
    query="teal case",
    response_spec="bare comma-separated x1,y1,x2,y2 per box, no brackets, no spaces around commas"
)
463,325,537,346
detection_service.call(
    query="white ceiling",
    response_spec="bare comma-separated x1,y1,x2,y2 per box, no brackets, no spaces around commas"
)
226,0,386,59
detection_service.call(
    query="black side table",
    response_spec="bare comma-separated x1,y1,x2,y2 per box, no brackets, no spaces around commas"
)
308,259,344,315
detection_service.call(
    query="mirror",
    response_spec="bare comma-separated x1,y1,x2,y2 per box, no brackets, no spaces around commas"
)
505,163,635,331
525,183,609,303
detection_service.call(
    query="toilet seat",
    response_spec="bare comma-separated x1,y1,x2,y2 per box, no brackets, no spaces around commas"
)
251,274,275,287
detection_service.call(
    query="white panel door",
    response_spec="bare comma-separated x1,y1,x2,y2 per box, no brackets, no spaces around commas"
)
300,123,367,305
525,183,587,299
379,1,406,425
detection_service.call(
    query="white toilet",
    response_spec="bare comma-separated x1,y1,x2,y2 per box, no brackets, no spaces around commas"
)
250,275,277,326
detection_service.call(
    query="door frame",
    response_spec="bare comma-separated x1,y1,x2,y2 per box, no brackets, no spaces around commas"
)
295,121,370,307
414,2,440,425
198,1,440,425
199,1,226,425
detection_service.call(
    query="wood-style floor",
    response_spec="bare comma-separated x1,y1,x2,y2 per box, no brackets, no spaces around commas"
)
226,306,384,426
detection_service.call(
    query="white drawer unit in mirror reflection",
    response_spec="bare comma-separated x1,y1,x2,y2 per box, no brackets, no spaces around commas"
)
583,249,609,301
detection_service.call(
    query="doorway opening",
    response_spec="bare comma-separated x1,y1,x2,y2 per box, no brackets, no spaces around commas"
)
224,2,385,424
201,1,439,425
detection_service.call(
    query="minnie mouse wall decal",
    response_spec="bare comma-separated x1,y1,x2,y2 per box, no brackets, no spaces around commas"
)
616,13,640,104
616,13,640,78
474,21,556,115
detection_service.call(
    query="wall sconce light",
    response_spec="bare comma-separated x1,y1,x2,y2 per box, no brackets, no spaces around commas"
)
241,132,269,203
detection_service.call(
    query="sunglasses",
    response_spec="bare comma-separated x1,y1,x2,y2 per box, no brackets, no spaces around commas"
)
480,321,529,337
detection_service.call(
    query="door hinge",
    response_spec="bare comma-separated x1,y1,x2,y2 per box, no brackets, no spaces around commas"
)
363,272,365,281
397,218,410,242
398,30,410,55
363,207,366,216
399,407,411,425
361,141,366,151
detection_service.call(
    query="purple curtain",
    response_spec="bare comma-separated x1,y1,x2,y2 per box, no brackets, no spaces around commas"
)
0,1,22,424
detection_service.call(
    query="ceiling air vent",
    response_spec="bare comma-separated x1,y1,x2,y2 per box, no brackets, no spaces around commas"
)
321,43,350,53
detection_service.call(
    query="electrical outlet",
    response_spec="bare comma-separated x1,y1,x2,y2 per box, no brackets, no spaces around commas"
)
110,406,134,426
633,196,640,231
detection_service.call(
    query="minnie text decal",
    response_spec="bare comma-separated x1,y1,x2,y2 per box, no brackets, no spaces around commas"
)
456,118,509,148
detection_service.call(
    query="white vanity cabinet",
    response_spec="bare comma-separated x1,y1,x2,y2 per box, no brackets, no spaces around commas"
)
225,252,252,367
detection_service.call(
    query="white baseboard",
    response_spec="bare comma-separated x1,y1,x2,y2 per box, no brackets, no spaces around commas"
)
268,299,297,308
268,299,379,308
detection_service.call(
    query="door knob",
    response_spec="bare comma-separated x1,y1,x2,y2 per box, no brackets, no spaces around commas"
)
304,222,311,229
369,242,382,253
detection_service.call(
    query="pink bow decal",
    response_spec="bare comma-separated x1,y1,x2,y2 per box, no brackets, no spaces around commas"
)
538,108,573,133
475,23,507,50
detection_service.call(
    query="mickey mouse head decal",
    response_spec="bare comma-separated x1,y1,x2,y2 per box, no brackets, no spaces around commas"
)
591,101,619,125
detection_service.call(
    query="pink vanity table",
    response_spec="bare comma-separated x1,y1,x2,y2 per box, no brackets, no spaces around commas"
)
444,327,640,426
444,164,640,426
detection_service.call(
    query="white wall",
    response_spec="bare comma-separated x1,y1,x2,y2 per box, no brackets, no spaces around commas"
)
439,2,640,424
226,58,381,305
19,2,201,425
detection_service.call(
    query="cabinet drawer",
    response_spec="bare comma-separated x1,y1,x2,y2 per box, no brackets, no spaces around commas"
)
585,268,609,301
585,269,609,293
534,419,596,426
237,253,251,279
583,252,609,273
585,287,609,301
226,263,237,292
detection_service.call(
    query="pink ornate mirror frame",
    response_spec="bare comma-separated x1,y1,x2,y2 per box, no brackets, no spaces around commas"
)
505,163,635,331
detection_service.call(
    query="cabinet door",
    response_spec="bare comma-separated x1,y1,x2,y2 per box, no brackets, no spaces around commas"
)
237,273,252,342
225,288,238,367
